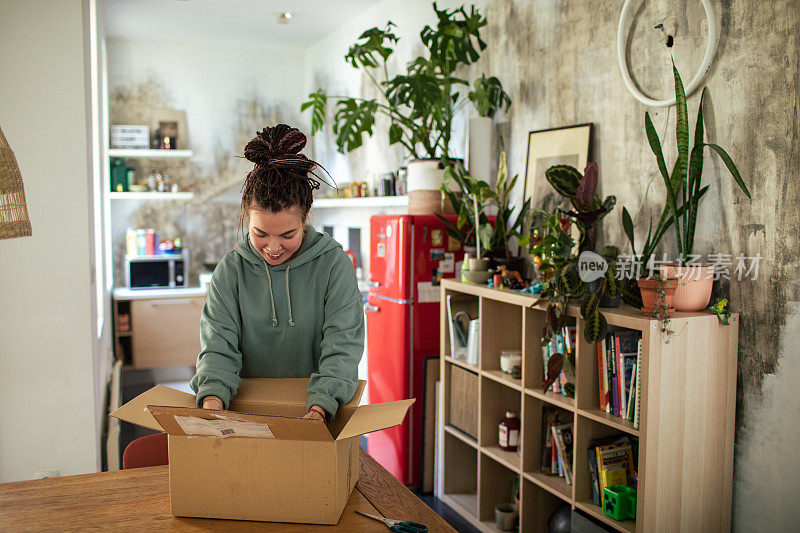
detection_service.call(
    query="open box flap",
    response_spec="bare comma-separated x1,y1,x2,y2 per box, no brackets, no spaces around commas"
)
230,379,366,417
109,385,196,431
334,399,415,441
147,405,334,441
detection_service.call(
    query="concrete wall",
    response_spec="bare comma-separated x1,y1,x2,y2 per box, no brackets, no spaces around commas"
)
304,0,800,529
0,0,99,482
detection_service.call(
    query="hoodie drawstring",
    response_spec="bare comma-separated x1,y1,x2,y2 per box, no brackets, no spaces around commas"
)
265,265,278,327
265,263,296,327
286,264,295,327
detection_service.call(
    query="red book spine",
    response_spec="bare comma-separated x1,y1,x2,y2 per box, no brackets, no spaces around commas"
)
615,336,623,418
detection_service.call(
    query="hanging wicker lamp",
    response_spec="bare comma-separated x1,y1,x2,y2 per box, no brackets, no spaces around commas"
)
0,127,32,239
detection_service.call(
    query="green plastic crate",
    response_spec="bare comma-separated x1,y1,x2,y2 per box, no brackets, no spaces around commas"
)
602,484,637,520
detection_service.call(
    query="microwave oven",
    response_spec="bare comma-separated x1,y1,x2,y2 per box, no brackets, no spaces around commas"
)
125,253,188,289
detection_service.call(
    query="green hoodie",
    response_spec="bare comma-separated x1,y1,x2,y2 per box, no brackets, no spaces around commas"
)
190,225,364,419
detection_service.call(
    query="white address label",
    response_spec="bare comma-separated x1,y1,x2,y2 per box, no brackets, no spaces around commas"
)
174,415,275,439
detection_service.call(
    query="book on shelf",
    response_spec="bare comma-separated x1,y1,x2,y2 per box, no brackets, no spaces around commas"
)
551,422,574,485
599,330,643,420
596,439,635,494
540,406,569,475
633,339,643,429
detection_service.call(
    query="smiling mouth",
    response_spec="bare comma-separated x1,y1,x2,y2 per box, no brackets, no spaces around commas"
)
266,251,283,259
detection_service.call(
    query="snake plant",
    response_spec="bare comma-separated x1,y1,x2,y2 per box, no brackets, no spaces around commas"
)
624,59,751,268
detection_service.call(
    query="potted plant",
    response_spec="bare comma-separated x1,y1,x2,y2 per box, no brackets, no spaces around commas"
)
301,3,509,212
623,59,751,311
467,74,512,179
544,162,616,253
435,152,530,270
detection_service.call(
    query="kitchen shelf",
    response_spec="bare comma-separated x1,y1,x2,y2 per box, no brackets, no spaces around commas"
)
439,279,739,532
312,195,408,208
109,191,194,200
108,148,193,158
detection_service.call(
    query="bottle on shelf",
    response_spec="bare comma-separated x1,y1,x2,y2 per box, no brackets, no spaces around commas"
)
499,410,520,452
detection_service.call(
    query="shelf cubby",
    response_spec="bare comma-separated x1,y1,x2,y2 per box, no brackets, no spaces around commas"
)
521,395,573,502
521,478,571,533
479,451,520,524
479,298,523,372
480,377,521,449
573,415,639,533
439,279,740,532
442,431,479,522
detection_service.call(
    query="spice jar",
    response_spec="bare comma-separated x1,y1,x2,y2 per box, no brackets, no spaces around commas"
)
498,410,520,452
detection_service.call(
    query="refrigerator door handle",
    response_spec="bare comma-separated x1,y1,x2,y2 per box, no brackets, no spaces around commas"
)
367,280,381,288
364,303,380,313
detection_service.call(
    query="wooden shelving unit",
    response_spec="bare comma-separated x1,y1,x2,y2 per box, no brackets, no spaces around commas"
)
438,279,739,532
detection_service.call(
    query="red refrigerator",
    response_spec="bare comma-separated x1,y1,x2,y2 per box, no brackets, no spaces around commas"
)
366,214,465,488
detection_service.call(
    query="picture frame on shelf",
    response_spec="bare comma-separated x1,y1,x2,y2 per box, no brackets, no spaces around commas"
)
523,123,592,209
150,108,188,150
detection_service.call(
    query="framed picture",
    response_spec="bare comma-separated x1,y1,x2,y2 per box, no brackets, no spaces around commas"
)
150,108,188,150
523,123,592,209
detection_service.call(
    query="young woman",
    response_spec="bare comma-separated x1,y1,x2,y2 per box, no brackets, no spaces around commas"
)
190,124,363,422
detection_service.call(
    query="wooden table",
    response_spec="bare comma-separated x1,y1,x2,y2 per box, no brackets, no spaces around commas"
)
0,450,454,532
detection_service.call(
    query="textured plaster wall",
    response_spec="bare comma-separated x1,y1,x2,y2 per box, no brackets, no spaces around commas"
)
304,0,800,529
106,38,307,281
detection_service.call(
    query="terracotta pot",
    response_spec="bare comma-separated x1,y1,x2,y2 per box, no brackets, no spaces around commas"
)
637,278,678,317
659,264,715,311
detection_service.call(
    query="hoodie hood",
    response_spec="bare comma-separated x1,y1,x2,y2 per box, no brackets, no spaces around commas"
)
235,224,340,270
234,225,342,327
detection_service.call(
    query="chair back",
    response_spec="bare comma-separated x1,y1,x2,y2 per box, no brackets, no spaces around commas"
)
122,432,168,469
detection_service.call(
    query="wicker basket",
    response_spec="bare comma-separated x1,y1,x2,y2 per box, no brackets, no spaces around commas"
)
0,127,32,239
448,365,479,438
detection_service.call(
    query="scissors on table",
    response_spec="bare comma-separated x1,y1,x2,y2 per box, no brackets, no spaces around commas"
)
355,510,428,532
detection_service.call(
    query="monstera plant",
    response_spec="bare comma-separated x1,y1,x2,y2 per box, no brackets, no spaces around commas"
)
301,2,508,160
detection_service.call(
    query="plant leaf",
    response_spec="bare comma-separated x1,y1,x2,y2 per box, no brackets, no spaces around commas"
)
332,99,378,153
575,162,598,210
583,307,608,344
622,207,636,255
300,90,327,136
543,351,564,393
705,143,751,199
545,165,583,198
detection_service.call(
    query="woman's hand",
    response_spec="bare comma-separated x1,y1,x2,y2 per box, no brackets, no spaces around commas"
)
202,395,224,410
303,405,326,422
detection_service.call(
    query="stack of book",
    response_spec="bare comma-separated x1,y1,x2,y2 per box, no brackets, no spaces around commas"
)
596,330,642,429
542,325,577,396
587,435,638,507
540,406,574,485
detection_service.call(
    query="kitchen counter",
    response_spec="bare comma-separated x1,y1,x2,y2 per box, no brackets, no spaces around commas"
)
112,287,207,300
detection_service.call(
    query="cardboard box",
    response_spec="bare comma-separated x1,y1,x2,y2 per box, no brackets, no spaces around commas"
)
111,378,413,524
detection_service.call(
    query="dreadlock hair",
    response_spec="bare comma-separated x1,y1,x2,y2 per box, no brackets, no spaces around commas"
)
238,124,326,237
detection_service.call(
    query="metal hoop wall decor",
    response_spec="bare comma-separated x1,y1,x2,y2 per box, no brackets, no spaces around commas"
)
617,0,719,107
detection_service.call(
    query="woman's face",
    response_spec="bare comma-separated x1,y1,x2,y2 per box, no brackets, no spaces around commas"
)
248,206,305,266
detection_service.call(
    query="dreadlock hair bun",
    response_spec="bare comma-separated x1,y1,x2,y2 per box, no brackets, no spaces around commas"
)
239,124,330,236
243,124,315,173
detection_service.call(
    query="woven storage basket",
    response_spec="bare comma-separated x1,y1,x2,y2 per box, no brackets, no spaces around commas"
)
0,127,32,239
448,365,479,438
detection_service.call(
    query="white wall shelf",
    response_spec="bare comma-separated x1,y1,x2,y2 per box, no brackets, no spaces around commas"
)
312,195,408,209
108,148,193,158
109,192,194,200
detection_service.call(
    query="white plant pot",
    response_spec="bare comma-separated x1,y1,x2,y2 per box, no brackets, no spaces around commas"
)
468,117,493,181
407,159,446,192
407,158,456,215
